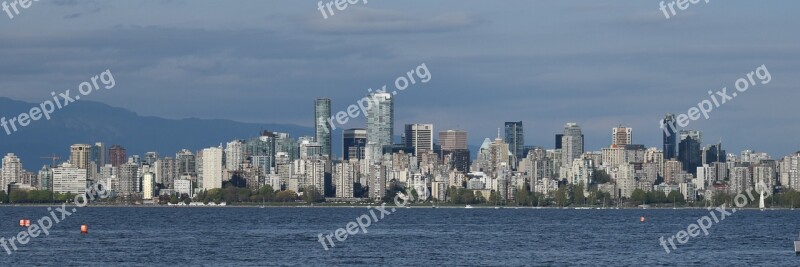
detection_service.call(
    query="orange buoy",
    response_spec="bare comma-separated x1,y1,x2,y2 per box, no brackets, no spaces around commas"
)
23,219,30,227
19,219,25,227
80,224,88,234
640,216,646,222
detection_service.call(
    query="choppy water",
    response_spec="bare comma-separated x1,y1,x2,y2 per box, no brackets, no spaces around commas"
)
0,206,798,266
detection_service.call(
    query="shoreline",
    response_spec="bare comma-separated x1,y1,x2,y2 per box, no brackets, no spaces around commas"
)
0,204,795,210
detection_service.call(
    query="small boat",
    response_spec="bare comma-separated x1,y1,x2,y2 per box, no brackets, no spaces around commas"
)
465,205,474,209
494,207,500,209
759,190,766,211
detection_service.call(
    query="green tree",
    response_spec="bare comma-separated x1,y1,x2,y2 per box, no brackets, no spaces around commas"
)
631,189,647,205
515,189,530,206
303,186,324,203
459,189,475,204
593,170,612,184
586,190,598,206
447,186,462,204
169,194,179,204
572,184,585,206
488,191,503,205
555,187,569,207
276,190,298,202
667,190,685,204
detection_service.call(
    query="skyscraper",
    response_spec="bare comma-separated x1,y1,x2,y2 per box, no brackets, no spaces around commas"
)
662,113,677,160
561,123,584,170
202,146,224,190
404,124,434,156
678,130,702,175
504,121,525,160
90,142,106,169
612,126,632,147
70,144,92,170
225,140,245,171
703,142,726,164
315,98,332,157
343,128,367,161
365,92,393,163
440,130,470,173
109,145,127,167
440,130,468,151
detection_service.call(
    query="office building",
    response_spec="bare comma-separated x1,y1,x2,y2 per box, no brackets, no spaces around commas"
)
404,124,434,156
315,98,332,157
343,128,367,161
662,113,677,160
504,121,525,160
678,130,702,175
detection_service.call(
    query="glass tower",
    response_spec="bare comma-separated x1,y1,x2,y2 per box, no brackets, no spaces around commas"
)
504,121,524,160
315,98,332,158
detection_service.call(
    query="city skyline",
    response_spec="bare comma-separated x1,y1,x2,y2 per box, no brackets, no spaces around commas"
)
0,1,798,158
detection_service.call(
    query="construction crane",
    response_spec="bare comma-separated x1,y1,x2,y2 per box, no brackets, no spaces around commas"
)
40,154,61,168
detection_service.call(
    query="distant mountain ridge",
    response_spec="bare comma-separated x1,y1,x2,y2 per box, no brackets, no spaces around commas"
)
0,97,320,168
0,97,480,169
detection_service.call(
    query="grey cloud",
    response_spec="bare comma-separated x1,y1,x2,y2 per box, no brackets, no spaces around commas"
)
306,7,484,34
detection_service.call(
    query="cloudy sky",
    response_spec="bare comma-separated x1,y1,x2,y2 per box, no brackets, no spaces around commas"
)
0,0,798,157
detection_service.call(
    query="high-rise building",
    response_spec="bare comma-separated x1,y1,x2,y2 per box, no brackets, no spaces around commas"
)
117,162,139,196
109,145,127,167
38,166,52,191
202,146,224,191
315,98,332,157
90,142,107,169
504,121,525,160
142,172,155,200
176,149,196,175
365,92,393,164
555,134,564,150
70,144,92,170
52,163,87,194
298,136,323,159
1,153,22,188
404,124,433,156
678,130,702,175
343,128,367,161
143,152,159,167
245,131,276,173
612,126,632,147
662,113,677,160
703,142,726,164
225,140,245,171
439,130,470,173
440,130,467,150
780,152,800,190
560,123,584,172
155,157,178,188
274,132,294,162
335,160,357,198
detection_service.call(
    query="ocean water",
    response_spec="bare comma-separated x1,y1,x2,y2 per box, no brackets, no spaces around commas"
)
0,206,799,266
